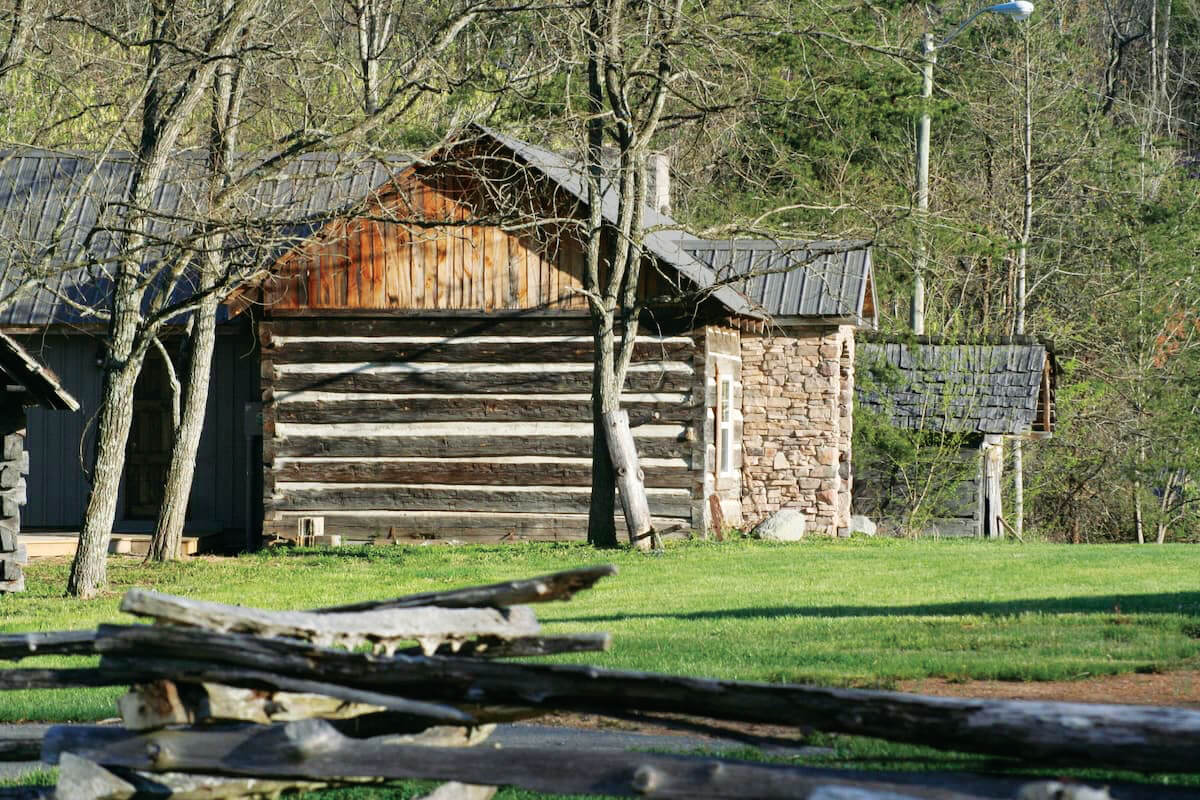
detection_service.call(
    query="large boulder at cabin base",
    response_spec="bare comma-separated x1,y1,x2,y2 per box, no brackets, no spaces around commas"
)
751,509,806,542
850,514,877,537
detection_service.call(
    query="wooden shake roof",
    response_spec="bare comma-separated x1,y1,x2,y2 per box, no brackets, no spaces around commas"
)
856,340,1055,436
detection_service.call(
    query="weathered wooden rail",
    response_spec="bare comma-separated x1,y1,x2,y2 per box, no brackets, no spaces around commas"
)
0,565,1183,799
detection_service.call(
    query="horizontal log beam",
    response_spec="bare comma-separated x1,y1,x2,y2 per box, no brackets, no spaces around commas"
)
0,666,158,690
262,516,691,544
120,679,389,729
271,459,693,489
0,569,615,659
272,433,690,459
400,633,612,659
0,630,98,661
273,396,695,425
265,485,692,517
104,657,475,725
271,368,693,395
92,623,1200,773
263,316,704,339
268,338,694,366
120,589,540,653
265,317,599,338
56,752,338,800
314,565,617,612
0,733,41,761
48,720,995,800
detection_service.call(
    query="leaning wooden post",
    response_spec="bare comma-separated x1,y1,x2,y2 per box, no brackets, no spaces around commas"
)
602,410,658,551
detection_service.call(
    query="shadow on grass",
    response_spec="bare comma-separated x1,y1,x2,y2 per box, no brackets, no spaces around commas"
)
557,592,1200,623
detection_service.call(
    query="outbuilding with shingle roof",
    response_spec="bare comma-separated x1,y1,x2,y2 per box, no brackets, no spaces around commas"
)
853,338,1056,538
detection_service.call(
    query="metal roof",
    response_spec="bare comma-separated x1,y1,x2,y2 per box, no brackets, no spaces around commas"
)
681,239,874,324
0,150,409,326
0,332,79,410
856,342,1050,436
477,127,764,318
0,128,875,326
479,127,874,325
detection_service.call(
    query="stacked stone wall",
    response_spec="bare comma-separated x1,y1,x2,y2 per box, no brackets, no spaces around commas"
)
0,400,28,593
740,326,854,536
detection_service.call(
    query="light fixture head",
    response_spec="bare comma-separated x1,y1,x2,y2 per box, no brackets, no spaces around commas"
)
986,1,1035,20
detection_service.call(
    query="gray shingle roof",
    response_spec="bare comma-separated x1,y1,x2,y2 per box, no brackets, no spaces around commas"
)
681,239,874,323
856,342,1050,436
0,150,409,325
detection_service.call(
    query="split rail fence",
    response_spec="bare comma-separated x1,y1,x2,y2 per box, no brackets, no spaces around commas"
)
2,566,1199,799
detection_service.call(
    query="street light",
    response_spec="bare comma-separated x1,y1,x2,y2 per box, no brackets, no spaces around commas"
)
910,0,1034,334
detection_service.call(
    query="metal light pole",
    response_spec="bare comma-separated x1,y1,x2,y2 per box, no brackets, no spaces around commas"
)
910,1,1034,335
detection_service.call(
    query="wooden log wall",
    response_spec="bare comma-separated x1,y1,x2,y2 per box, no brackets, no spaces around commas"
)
0,398,29,593
260,317,701,543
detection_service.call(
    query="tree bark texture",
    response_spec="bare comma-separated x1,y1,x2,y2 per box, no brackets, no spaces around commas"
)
68,336,143,598
149,0,241,562
148,294,218,562
587,358,619,547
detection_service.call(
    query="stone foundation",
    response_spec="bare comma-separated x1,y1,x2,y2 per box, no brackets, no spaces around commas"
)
740,325,854,536
0,400,28,593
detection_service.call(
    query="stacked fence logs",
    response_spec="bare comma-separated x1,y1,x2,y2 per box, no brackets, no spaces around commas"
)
1,566,1196,799
0,399,28,593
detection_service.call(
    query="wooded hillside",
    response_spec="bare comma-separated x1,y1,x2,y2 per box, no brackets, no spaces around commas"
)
0,0,1196,544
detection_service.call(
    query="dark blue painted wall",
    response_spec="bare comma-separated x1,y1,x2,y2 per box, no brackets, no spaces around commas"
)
12,323,260,548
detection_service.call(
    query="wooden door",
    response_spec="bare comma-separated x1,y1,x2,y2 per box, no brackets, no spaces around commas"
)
125,352,176,519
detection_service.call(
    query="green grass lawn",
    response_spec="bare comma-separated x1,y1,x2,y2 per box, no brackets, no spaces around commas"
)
3,537,1200,723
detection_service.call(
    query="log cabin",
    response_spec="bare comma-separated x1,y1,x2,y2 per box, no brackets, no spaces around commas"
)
0,127,877,549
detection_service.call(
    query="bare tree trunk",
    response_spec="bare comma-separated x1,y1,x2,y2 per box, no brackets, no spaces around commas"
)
148,295,218,562
151,337,181,429
351,0,394,118
1134,484,1145,543
583,13,618,548
1155,469,1178,544
67,0,265,596
587,372,619,547
147,0,243,563
1011,24,1033,541
587,310,620,547
0,0,34,78
67,322,144,597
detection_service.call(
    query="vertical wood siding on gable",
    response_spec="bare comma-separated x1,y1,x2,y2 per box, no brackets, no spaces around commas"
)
262,173,592,313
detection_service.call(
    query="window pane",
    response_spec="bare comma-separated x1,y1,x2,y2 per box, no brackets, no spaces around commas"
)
720,425,732,473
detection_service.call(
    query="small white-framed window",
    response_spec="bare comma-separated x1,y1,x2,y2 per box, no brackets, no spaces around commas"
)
718,373,734,475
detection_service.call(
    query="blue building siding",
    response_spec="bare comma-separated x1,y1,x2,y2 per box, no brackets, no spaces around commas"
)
12,323,260,548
